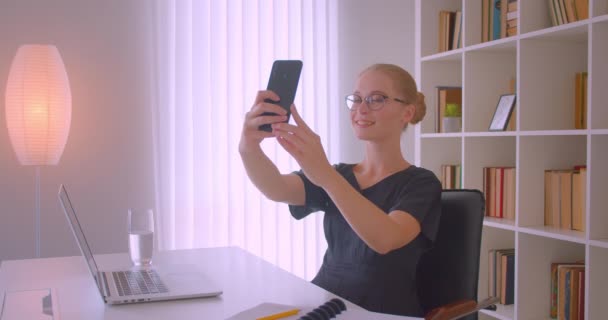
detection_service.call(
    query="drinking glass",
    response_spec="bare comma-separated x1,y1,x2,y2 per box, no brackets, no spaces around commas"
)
127,209,154,267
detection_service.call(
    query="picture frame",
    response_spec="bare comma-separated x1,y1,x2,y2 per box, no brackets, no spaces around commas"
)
489,94,516,131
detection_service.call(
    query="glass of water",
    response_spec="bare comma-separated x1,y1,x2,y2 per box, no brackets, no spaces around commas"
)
128,209,154,267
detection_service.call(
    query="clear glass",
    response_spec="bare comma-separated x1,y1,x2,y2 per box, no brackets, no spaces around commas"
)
127,209,154,267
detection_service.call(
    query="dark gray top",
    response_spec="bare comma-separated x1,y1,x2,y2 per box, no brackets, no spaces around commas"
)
289,163,441,317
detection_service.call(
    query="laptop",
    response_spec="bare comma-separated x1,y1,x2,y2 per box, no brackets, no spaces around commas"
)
58,184,223,305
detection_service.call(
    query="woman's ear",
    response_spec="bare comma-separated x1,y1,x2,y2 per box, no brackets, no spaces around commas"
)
402,103,415,124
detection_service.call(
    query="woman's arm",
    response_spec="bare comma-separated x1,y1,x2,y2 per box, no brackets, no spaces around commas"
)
273,106,421,254
239,146,305,205
239,90,305,205
321,172,421,254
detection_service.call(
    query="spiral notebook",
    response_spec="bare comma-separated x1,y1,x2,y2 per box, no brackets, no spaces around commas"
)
225,298,421,320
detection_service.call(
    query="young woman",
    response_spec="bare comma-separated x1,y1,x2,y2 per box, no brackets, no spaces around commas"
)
238,63,441,316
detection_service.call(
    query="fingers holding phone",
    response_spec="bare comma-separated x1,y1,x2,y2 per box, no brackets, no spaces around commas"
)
247,91,289,129
240,91,288,150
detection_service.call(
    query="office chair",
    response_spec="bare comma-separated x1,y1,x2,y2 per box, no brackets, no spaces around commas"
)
417,189,498,320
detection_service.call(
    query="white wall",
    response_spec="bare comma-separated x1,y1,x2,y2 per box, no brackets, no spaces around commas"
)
336,0,417,163
0,0,156,261
0,0,416,263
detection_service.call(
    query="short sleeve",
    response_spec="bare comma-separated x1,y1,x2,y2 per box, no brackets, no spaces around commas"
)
390,169,442,243
288,170,329,220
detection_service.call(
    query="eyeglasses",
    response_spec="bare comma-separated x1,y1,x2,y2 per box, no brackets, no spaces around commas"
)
345,94,407,111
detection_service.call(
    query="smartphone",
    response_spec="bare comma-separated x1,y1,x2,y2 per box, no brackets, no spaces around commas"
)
258,60,303,132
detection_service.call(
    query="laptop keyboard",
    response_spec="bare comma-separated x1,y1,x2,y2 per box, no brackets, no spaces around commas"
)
112,269,169,297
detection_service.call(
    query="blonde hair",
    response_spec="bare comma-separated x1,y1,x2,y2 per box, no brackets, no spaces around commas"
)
360,63,426,125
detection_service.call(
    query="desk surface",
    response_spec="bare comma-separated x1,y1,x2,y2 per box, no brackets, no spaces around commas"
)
0,246,418,319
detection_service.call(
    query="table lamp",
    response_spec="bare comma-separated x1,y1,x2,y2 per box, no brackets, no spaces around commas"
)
4,44,72,258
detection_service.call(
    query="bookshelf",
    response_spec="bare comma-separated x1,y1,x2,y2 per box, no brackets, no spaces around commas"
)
415,1,607,319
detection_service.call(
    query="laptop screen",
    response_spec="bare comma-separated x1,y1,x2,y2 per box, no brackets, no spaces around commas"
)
58,185,105,298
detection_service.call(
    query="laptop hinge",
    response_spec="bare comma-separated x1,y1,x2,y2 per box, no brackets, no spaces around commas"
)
99,272,112,298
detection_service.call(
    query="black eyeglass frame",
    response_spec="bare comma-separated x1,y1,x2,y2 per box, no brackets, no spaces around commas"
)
344,94,407,111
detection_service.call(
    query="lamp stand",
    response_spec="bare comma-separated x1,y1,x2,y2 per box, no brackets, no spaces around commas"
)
35,166,41,258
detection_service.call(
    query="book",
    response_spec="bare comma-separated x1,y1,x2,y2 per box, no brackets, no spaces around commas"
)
568,267,581,320
500,253,515,305
545,170,554,226
225,298,418,320
574,72,587,129
500,0,508,39
549,0,559,26
503,167,516,220
439,11,447,52
559,170,573,230
574,0,588,20
582,72,588,129
548,170,565,228
495,167,503,218
565,0,578,22
506,0,518,37
557,0,569,24
550,262,584,318
507,0,518,12
482,0,490,42
492,0,501,40
489,167,497,217
571,167,586,231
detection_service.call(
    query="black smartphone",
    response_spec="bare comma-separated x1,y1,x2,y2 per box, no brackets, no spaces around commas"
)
258,60,303,132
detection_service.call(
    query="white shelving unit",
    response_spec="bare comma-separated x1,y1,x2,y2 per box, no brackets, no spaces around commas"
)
415,1,608,319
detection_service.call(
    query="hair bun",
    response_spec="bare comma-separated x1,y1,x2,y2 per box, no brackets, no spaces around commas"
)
410,92,426,125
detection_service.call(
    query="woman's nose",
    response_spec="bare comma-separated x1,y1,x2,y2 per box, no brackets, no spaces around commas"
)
357,101,371,114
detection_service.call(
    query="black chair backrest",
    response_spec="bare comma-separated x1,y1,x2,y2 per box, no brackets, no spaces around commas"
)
417,189,485,320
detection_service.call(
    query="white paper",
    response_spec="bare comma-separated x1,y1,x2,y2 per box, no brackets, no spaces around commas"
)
0,288,58,320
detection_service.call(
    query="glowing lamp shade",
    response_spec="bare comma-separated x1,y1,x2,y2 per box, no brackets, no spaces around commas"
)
5,45,72,166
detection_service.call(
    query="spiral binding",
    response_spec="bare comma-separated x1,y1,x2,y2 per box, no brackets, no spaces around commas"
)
298,298,347,320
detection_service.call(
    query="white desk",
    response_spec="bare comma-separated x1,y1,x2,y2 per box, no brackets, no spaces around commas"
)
0,246,418,319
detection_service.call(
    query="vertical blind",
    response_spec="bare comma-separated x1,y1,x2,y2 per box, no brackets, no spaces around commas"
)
151,0,339,280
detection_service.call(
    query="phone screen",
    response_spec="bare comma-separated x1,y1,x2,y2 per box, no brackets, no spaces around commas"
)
258,60,303,132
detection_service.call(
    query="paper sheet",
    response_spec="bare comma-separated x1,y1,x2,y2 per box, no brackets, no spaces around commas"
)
0,288,58,320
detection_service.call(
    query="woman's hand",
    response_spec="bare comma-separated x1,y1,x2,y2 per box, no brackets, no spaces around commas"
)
239,90,289,154
272,106,336,187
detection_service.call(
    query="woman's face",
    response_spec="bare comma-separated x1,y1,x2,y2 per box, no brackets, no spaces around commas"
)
349,70,412,142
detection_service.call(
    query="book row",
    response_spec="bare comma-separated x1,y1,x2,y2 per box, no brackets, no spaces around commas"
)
483,167,516,220
488,248,514,305
438,10,462,53
544,167,587,232
549,0,589,27
550,262,585,319
440,164,462,190
482,0,518,43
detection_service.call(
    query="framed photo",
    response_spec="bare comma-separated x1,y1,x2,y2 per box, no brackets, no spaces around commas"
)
489,94,516,131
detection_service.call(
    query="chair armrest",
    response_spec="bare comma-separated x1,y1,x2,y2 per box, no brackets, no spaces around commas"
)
425,297,500,320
